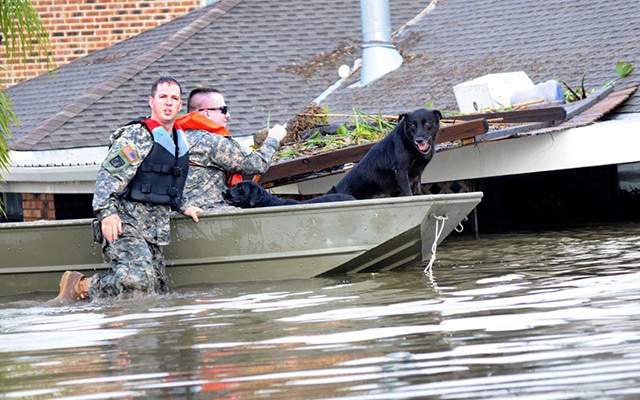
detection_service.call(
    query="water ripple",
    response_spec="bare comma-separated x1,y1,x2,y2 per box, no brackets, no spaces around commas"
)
2,224,640,399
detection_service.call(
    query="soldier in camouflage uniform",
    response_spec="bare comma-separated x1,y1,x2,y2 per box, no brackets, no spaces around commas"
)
175,87,286,213
54,77,202,302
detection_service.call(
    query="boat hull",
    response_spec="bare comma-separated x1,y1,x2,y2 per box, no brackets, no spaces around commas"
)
0,193,482,296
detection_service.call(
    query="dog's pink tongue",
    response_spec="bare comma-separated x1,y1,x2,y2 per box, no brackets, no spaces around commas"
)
418,143,428,152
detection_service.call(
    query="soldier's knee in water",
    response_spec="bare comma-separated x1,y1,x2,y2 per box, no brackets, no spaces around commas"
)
113,262,159,294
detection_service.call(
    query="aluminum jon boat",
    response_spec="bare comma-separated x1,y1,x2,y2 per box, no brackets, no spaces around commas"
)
1,192,482,297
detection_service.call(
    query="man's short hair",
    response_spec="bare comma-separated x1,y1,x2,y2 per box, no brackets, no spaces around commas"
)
187,87,223,112
151,77,183,97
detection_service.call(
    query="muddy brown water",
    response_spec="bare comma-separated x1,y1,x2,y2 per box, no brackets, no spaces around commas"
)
1,223,640,399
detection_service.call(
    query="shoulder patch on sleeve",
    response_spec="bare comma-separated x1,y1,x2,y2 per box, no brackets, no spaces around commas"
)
121,145,138,162
103,144,138,173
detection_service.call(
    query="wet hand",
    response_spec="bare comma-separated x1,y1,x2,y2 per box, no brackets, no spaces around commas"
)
184,206,203,223
101,214,123,242
267,124,287,143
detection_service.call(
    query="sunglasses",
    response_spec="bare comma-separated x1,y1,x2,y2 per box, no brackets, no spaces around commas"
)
199,106,228,115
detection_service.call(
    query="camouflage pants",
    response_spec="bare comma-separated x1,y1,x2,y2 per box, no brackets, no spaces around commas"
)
89,224,168,300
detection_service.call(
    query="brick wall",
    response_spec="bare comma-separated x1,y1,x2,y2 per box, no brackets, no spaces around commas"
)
1,0,202,88
22,193,56,221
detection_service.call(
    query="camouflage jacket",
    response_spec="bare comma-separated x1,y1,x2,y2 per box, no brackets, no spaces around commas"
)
183,131,279,210
93,123,183,246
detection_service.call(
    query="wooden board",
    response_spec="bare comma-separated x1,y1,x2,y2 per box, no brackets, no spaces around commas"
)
435,118,488,143
444,106,567,124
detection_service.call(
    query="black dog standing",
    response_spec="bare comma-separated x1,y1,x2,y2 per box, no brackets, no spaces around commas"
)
328,108,442,199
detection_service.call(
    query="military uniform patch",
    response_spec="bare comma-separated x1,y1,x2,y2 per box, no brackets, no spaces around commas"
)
122,145,138,162
108,155,126,169
103,144,138,173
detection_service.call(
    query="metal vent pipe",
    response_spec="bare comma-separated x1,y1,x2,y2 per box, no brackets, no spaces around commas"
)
360,0,403,85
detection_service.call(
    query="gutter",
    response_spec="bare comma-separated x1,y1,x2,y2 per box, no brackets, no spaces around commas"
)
0,147,106,194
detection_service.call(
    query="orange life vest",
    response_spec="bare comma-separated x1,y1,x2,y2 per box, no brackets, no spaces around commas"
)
176,112,243,187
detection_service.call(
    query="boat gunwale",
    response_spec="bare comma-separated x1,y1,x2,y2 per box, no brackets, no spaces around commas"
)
173,192,484,222
0,192,483,229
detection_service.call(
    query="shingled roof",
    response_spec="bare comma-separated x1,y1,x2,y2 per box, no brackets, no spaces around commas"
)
322,0,640,118
5,0,425,152
5,0,640,158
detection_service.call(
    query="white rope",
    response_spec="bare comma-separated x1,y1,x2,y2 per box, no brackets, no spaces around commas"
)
423,214,448,273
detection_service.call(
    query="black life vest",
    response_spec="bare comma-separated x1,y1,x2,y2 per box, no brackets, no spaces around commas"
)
123,118,189,210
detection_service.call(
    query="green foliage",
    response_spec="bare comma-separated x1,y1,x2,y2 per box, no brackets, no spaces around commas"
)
0,0,54,71
0,87,16,170
616,61,635,78
350,108,395,143
315,105,331,125
561,73,588,102
563,62,635,102
273,108,396,162
0,0,54,215
0,82,14,216
604,61,635,88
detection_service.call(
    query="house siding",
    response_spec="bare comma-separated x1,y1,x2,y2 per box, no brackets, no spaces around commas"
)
2,0,202,221
21,193,56,221
0,0,200,88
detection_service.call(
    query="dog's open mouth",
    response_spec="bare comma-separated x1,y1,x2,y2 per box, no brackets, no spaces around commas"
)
416,141,431,153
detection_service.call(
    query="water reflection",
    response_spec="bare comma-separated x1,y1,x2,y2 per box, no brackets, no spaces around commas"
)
2,224,640,398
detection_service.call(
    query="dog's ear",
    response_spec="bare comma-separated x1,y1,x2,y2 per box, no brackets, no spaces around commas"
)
397,113,409,131
433,110,443,121
249,182,261,207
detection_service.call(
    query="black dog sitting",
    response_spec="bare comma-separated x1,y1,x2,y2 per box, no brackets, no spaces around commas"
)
223,180,355,208
328,108,442,199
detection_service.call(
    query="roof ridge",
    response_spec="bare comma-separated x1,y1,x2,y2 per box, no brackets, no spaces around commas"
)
13,0,243,151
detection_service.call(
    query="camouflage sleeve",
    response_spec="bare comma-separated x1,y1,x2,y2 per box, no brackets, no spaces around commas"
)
92,124,153,219
190,132,279,175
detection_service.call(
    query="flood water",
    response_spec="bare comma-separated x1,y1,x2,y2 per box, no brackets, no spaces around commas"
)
2,223,640,399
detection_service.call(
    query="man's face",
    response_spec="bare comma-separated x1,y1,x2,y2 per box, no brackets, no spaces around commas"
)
201,92,230,127
149,82,182,127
